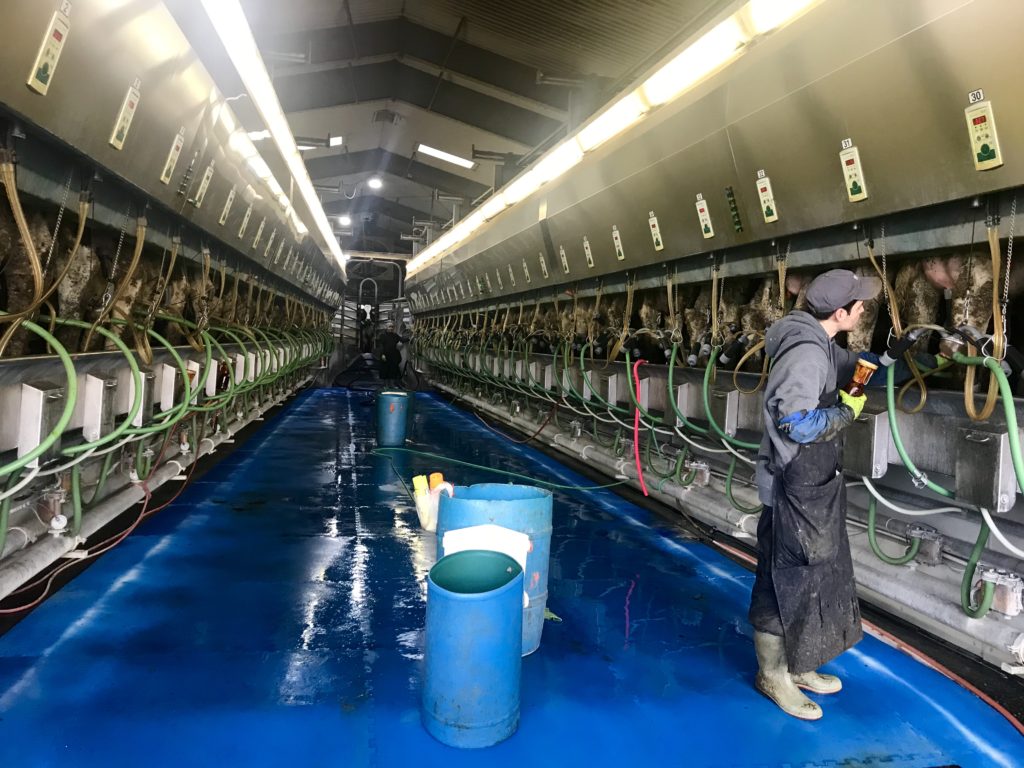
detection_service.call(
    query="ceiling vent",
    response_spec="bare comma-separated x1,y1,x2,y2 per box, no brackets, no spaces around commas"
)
372,109,403,126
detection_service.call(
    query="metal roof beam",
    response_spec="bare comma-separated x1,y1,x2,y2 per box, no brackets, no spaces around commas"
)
305,148,489,199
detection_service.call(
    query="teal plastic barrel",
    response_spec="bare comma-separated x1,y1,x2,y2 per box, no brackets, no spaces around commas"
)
376,391,409,446
437,484,553,655
422,550,524,748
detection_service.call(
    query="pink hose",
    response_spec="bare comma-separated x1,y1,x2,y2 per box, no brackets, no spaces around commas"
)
632,357,649,496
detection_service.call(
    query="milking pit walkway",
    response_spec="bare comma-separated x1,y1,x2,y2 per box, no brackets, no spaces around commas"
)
0,389,1020,766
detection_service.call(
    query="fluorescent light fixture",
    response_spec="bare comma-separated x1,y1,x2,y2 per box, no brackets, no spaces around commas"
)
417,143,476,170
744,0,820,34
247,129,271,141
200,0,344,269
406,0,822,280
338,215,352,227
503,168,542,206
329,134,344,148
533,141,584,184
501,136,582,205
297,143,317,151
640,17,748,106
479,194,507,221
367,177,384,190
577,92,649,152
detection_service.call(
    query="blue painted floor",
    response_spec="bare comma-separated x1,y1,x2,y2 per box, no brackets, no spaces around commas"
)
0,388,1021,766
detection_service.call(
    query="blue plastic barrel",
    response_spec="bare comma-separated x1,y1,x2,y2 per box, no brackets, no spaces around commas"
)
437,484,553,655
376,391,409,446
422,550,524,748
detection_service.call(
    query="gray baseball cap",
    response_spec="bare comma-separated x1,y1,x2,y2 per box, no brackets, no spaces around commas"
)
805,269,882,314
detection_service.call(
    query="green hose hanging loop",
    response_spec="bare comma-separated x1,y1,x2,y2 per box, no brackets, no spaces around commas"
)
668,342,709,436
703,347,760,451
0,470,24,557
579,342,630,415
676,448,699,486
725,456,763,513
625,349,663,424
961,519,995,619
885,363,955,498
371,447,626,491
866,497,921,565
0,318,78,479
50,317,143,455
981,356,1024,497
644,428,680,479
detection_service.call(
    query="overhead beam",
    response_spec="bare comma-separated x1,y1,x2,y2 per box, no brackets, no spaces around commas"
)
275,61,562,146
273,53,568,122
323,195,443,226
265,18,570,108
305,148,489,200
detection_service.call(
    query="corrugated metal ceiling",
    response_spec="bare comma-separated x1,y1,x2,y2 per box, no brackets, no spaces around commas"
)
243,0,728,79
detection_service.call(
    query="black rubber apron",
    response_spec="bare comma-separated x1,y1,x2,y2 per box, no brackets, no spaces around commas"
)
769,388,862,674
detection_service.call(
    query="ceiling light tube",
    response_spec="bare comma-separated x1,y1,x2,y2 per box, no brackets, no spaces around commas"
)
479,193,507,220
199,0,344,268
743,0,821,34
417,143,477,170
640,17,748,107
577,92,649,152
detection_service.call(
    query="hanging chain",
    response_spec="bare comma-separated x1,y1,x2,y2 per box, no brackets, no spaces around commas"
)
101,203,133,308
878,223,890,317
962,216,978,327
146,237,170,325
776,240,791,314
43,170,74,273
1001,195,1016,334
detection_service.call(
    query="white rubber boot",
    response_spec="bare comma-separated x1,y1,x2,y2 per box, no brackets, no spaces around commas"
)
792,670,842,694
754,631,823,721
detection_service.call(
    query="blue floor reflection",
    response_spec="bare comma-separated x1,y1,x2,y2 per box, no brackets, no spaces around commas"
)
0,388,1020,766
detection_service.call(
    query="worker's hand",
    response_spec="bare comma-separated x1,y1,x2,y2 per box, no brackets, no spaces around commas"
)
839,390,867,419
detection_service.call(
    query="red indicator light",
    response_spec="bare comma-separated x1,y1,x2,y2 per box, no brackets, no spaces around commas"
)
760,187,767,193
973,115,987,125
53,30,64,42
698,208,705,213
845,158,856,166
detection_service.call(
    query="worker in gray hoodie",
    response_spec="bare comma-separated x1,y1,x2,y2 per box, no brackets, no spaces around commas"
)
748,268,884,721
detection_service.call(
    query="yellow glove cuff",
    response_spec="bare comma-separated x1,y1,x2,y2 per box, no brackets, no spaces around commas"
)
839,389,867,419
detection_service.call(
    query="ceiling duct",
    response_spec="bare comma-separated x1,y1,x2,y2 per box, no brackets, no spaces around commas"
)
372,108,404,126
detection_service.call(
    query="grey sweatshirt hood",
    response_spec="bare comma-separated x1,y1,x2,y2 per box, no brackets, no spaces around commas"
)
764,310,830,361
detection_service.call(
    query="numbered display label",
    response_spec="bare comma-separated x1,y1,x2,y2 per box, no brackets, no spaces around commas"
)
839,146,868,202
219,187,236,225
110,79,141,150
695,197,714,238
252,217,266,249
238,203,253,238
194,162,215,207
965,101,1003,171
612,225,625,261
583,236,594,268
160,127,186,185
27,3,72,96
648,211,664,251
756,175,779,223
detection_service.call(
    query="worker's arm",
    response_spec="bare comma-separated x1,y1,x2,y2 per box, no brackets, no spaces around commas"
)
769,345,858,444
